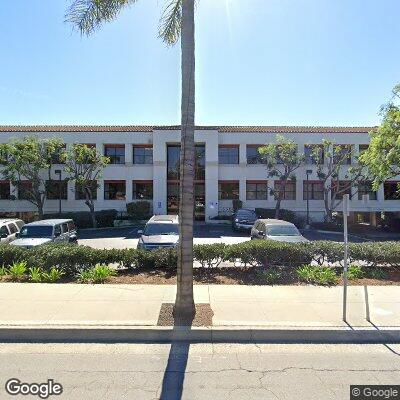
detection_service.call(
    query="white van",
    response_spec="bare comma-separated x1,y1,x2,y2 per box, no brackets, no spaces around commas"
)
0,219,25,244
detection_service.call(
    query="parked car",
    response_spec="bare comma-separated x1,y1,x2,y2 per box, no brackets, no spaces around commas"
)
0,219,25,244
232,209,258,231
251,219,309,243
11,219,78,249
137,215,179,250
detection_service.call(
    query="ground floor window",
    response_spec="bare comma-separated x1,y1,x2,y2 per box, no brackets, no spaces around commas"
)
246,181,267,200
358,181,377,200
218,181,239,200
133,181,153,200
303,181,324,200
75,181,97,200
274,181,296,200
104,180,126,200
333,180,352,200
384,182,400,200
0,181,10,199
46,180,68,200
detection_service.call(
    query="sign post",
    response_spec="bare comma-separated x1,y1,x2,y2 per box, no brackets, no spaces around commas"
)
342,194,349,322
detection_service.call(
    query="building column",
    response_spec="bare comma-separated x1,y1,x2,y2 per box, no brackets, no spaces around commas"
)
152,132,167,215
205,133,219,221
125,180,133,203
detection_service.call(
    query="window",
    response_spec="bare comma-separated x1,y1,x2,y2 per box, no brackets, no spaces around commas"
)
54,225,61,237
303,181,324,200
195,145,205,180
133,181,153,200
75,181,97,200
167,144,205,180
274,181,296,200
46,180,68,200
333,180,352,200
7,223,18,234
359,144,369,156
384,182,400,200
304,144,324,164
104,180,126,200
67,221,76,232
50,144,66,164
133,146,153,164
61,223,69,233
18,181,33,200
0,181,10,199
246,145,265,164
104,145,125,164
219,146,239,164
218,181,239,200
246,181,267,200
333,145,352,165
0,225,9,237
358,181,377,200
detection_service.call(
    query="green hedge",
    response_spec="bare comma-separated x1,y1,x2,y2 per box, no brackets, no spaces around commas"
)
1,240,398,277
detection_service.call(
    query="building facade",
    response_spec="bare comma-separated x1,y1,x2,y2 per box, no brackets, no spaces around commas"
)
0,125,399,223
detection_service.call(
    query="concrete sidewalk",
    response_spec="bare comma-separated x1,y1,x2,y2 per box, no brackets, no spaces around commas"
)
0,283,398,342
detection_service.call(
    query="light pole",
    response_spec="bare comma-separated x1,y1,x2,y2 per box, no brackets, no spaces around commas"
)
305,169,312,228
55,169,62,216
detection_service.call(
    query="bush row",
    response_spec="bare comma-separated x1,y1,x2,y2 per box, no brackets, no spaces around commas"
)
1,240,399,277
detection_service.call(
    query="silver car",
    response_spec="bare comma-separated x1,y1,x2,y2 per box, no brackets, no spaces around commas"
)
11,219,78,249
137,215,179,250
0,219,25,244
251,219,309,243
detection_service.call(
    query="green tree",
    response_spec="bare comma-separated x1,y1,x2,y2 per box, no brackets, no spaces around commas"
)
313,140,366,222
259,135,304,219
0,136,65,219
63,144,109,228
66,0,196,319
360,84,400,191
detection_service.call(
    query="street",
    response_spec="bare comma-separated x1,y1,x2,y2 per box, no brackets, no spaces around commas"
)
78,224,367,249
0,343,399,399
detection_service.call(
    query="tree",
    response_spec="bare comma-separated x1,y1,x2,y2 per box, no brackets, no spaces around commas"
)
312,140,367,222
0,136,64,219
63,144,109,228
66,0,196,319
360,84,400,191
259,135,304,219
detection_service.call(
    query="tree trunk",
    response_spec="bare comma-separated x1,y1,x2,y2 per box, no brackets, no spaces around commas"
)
37,203,44,220
85,190,97,229
173,0,196,319
275,197,281,219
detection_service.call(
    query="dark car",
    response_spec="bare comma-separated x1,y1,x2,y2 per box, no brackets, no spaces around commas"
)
232,209,258,231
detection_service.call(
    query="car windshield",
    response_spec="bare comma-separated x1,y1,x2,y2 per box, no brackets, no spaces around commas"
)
237,211,256,219
143,223,179,236
267,225,300,236
19,226,53,238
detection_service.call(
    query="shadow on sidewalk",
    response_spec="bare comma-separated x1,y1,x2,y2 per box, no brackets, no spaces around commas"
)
159,313,194,400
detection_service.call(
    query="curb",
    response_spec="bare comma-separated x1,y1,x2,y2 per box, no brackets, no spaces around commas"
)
1,326,399,344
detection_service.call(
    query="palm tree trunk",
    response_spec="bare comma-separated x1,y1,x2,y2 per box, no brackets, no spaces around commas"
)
174,0,196,319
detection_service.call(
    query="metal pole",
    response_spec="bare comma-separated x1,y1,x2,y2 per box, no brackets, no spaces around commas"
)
364,285,370,322
342,194,349,322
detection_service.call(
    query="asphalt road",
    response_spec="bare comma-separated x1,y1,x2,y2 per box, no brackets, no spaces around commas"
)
1,343,399,399
78,224,367,249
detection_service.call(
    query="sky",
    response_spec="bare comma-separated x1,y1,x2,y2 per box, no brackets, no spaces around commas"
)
0,0,399,127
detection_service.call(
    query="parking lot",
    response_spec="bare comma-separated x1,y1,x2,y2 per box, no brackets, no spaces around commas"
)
78,223,367,249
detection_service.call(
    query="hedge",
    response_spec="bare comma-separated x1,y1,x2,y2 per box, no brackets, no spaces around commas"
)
1,240,399,277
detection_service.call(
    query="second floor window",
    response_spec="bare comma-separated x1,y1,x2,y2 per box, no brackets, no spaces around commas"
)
384,182,400,200
46,180,68,200
303,181,324,200
133,146,153,164
104,145,125,164
274,181,296,200
219,146,239,164
333,145,352,165
246,145,265,164
133,181,153,200
218,181,239,200
0,181,10,200
104,180,126,200
304,144,324,164
332,180,352,200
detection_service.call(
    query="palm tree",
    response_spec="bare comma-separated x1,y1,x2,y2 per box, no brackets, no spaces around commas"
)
66,0,196,319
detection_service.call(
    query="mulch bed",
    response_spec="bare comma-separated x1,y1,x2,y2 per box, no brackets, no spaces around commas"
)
157,303,214,327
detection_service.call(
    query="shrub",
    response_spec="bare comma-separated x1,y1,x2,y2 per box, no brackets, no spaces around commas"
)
126,201,151,221
232,199,243,212
8,261,27,281
193,244,226,268
312,241,344,266
365,267,387,280
28,267,43,283
0,244,27,267
76,269,93,283
42,267,64,283
90,264,116,283
0,266,8,276
256,268,281,284
297,265,337,286
347,265,364,280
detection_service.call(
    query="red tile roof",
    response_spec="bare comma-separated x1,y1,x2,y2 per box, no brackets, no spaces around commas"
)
0,125,374,133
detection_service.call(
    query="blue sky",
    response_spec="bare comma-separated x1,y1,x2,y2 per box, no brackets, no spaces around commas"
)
0,0,399,126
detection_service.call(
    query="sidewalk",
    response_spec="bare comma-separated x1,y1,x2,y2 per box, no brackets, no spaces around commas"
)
0,283,398,342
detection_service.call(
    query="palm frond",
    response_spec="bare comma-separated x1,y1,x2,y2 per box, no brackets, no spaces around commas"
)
158,0,182,45
66,0,138,35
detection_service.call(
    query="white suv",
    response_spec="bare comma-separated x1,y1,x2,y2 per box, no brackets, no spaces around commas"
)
137,215,179,250
0,219,25,244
